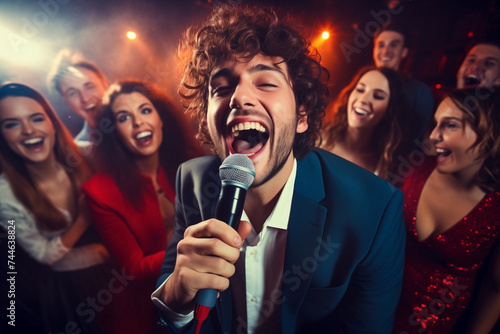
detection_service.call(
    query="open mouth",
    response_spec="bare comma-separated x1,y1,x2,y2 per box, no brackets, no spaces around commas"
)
84,104,99,114
229,121,269,156
464,75,482,86
22,137,44,150
135,130,153,143
435,147,451,161
354,108,370,116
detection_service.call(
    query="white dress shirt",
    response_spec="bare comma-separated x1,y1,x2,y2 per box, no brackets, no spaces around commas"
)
152,159,297,333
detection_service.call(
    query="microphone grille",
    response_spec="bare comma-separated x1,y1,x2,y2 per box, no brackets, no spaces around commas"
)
219,154,255,189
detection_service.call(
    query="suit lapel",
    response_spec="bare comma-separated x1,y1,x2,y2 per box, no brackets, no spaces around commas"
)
215,288,233,333
281,152,328,333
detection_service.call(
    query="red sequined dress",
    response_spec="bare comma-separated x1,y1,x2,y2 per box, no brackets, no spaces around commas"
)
393,157,500,334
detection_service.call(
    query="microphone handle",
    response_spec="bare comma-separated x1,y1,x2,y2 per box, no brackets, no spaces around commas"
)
195,185,247,308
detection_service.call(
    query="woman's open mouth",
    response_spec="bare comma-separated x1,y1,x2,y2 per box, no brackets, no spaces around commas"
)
22,137,44,151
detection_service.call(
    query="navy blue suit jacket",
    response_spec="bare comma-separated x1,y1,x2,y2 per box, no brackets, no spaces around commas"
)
157,149,405,333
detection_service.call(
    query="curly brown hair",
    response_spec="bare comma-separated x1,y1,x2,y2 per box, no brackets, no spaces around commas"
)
177,4,330,159
447,87,500,192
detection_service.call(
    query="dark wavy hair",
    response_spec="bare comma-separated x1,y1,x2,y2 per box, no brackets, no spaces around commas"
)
321,66,410,178
96,79,202,207
447,88,500,192
0,82,92,231
177,4,330,159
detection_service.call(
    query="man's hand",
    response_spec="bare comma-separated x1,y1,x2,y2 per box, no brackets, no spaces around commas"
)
161,219,252,314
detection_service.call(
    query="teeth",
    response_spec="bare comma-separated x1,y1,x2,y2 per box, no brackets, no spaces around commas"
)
354,108,368,115
24,138,43,145
436,148,448,154
382,57,391,62
85,104,96,111
136,131,152,140
231,122,266,135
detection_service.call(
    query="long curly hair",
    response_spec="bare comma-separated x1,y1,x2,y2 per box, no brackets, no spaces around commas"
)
96,79,202,207
321,66,410,177
0,83,92,231
177,4,330,159
447,87,500,192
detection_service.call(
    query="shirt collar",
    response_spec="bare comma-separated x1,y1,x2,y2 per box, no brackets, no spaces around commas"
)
242,158,297,231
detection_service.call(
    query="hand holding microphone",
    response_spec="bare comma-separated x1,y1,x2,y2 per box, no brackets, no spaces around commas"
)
194,154,255,333
161,154,254,332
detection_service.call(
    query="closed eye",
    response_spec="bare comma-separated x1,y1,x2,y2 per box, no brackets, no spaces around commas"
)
2,121,20,129
485,60,499,68
32,116,46,123
441,120,461,130
212,86,232,96
258,83,277,88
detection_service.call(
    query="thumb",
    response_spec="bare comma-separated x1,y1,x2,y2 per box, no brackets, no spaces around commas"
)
237,220,252,241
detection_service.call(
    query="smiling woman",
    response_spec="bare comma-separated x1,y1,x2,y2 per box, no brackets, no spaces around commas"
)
81,78,203,334
393,87,500,334
320,66,411,179
0,82,112,333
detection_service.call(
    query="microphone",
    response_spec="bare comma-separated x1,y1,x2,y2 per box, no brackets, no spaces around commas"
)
194,154,255,333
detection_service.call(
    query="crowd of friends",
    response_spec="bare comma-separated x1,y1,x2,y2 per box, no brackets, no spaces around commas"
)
0,4,499,334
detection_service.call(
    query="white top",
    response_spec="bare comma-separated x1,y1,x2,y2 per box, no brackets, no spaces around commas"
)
152,159,297,334
0,173,108,271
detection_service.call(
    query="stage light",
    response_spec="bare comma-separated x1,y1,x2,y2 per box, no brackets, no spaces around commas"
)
0,24,50,68
435,84,442,90
467,31,473,38
322,31,330,40
127,31,137,40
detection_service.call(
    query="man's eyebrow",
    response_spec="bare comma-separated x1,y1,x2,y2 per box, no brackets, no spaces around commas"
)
210,68,233,83
209,63,288,85
248,63,288,80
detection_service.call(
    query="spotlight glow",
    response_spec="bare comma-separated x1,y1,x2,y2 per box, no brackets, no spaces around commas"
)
322,31,330,40
0,24,49,68
127,31,137,39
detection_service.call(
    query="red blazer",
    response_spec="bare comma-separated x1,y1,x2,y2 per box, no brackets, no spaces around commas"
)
82,167,174,334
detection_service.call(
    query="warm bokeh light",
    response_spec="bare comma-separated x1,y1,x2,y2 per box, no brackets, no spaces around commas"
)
467,31,474,38
0,24,50,68
322,31,330,40
127,31,137,39
435,83,442,89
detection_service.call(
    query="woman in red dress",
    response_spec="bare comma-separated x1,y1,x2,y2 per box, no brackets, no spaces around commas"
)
393,88,500,333
82,79,202,333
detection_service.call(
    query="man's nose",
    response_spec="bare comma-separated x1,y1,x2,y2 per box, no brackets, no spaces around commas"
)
230,82,256,109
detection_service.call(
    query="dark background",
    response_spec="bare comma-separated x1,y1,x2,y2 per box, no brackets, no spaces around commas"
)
1,0,498,135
